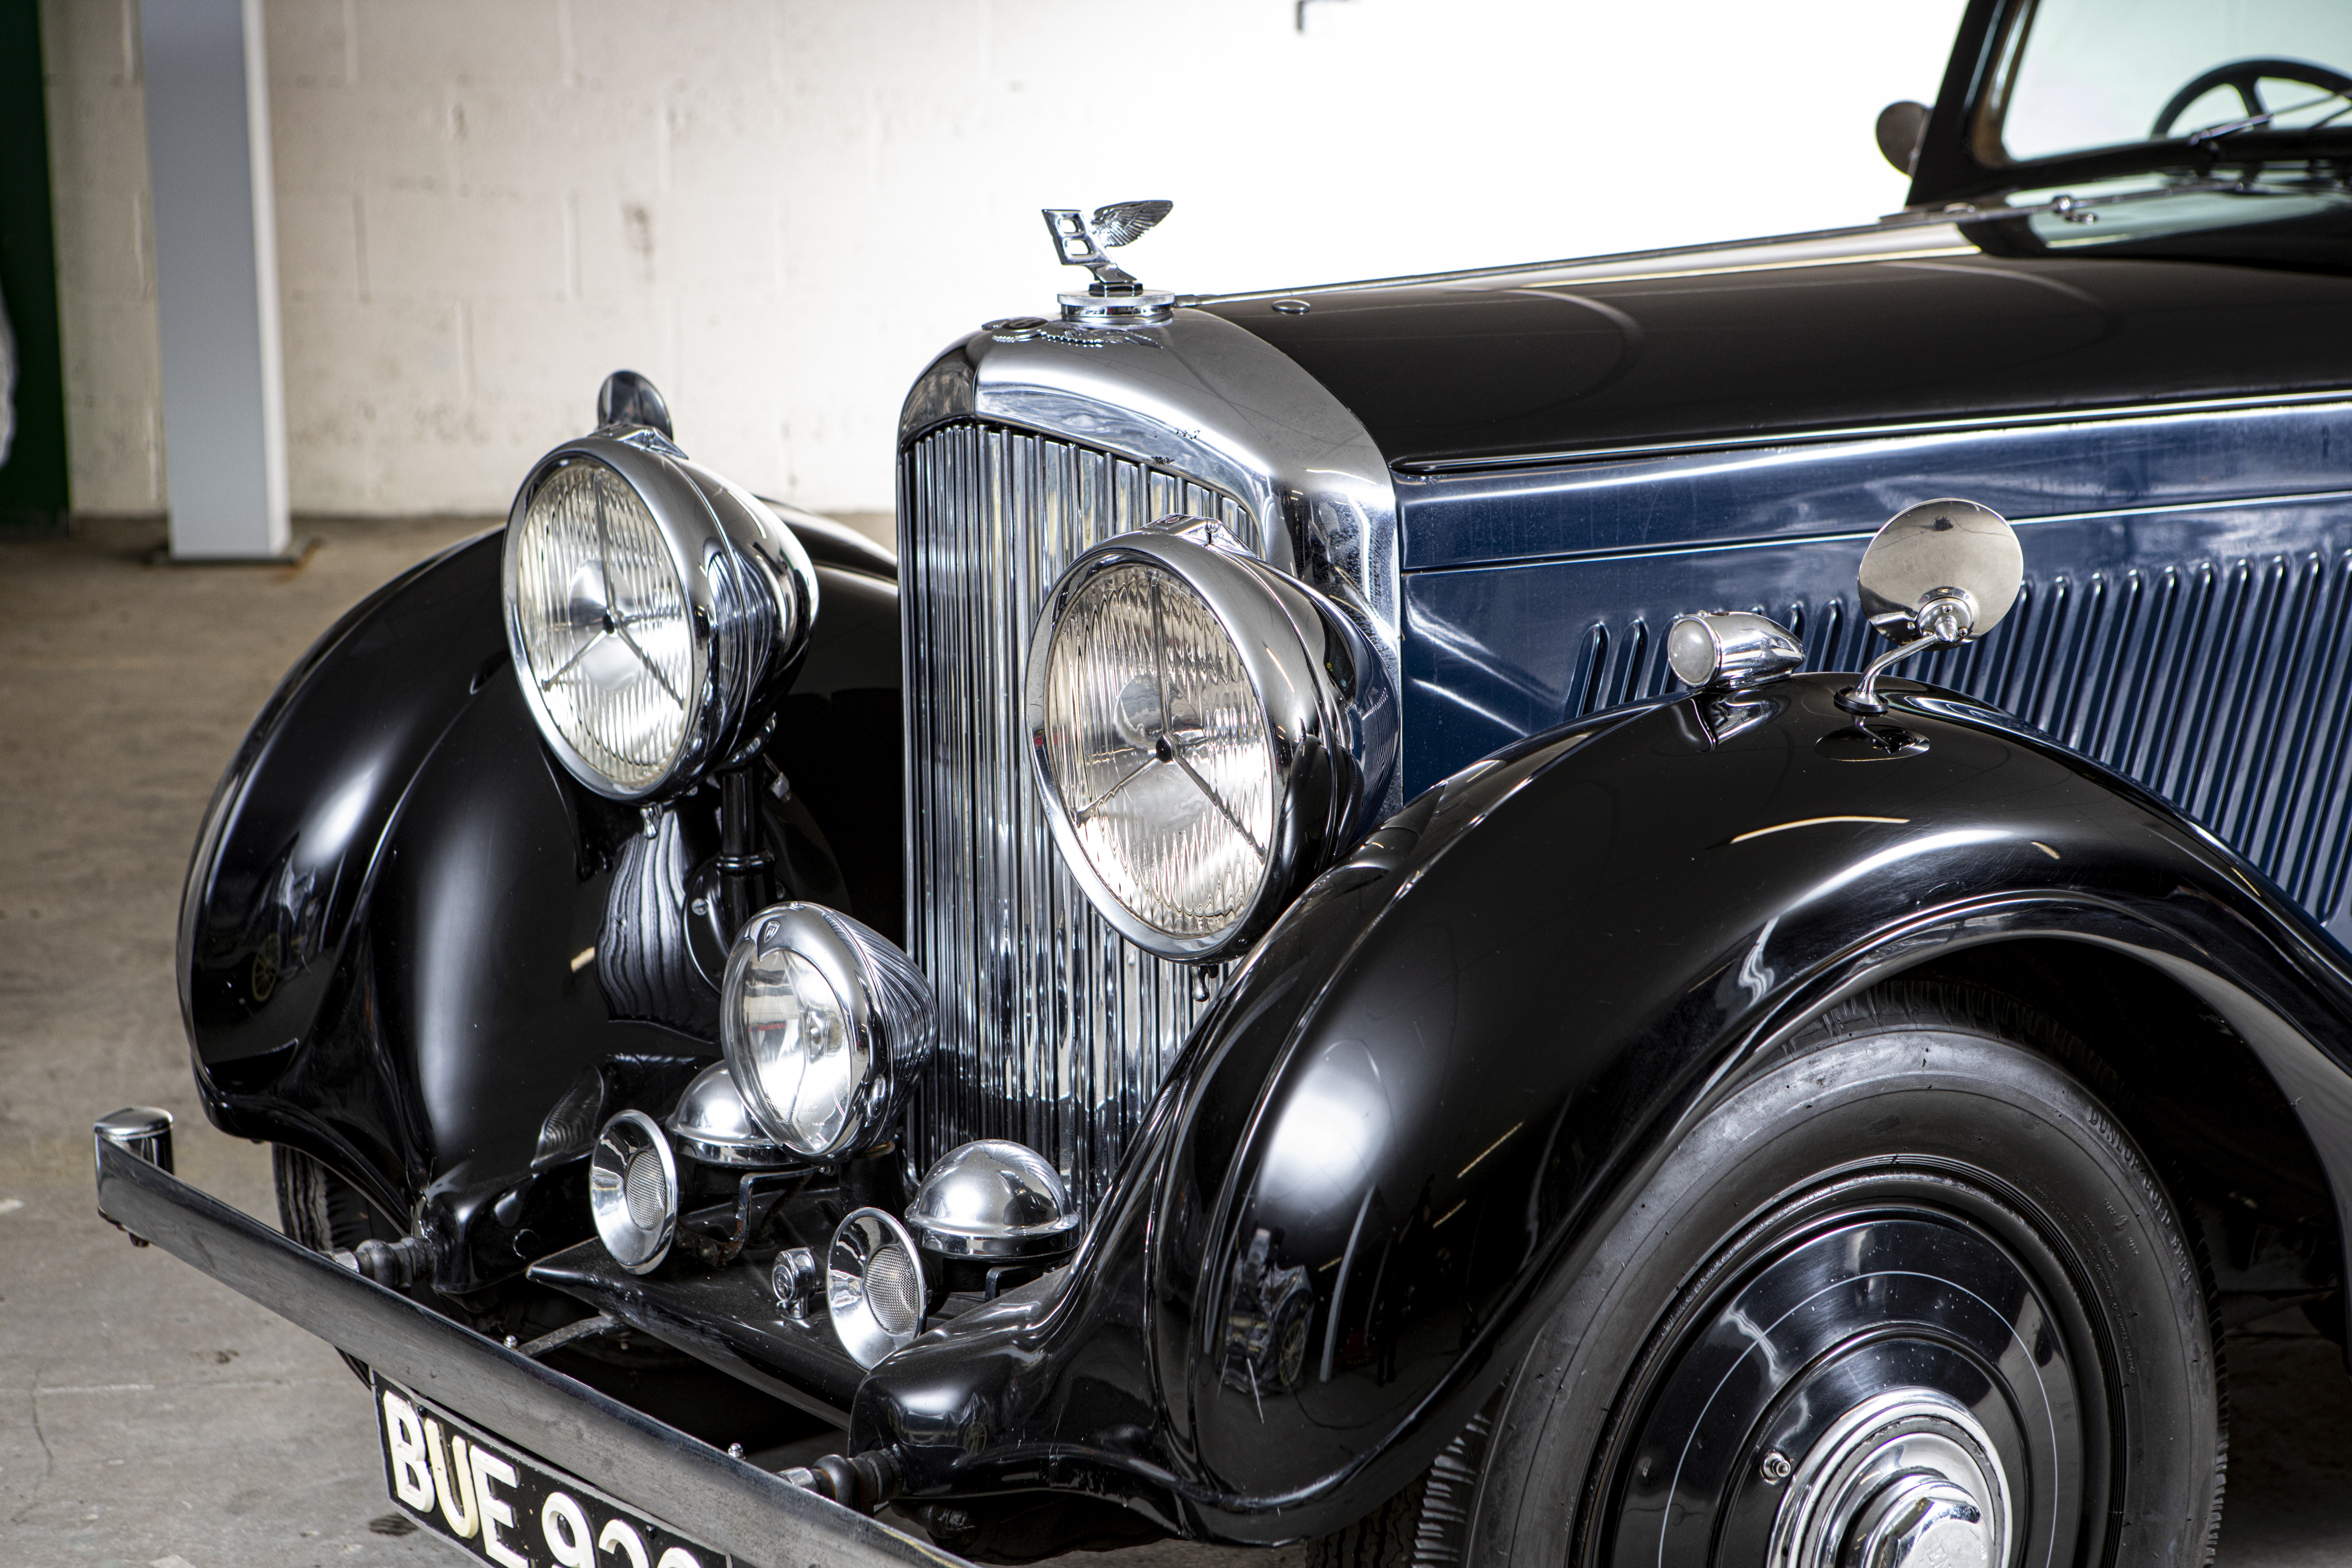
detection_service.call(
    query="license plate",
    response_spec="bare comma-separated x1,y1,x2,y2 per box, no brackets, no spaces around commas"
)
373,1374,732,1568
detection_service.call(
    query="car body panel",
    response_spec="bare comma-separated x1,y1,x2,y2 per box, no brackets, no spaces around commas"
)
132,0,2352,1551
854,677,2352,1542
1200,250,2352,471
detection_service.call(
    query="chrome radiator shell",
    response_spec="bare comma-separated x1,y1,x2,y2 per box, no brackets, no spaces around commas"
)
899,419,1257,1209
895,311,1399,1211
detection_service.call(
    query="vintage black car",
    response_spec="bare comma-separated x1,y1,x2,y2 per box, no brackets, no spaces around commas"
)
94,2,2352,1567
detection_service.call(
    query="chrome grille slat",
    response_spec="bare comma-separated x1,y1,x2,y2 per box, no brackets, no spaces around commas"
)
901,421,1256,1210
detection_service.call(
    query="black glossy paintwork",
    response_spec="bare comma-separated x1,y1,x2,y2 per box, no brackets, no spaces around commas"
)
1203,257,2352,471
180,527,901,1292
853,676,2352,1542
532,1238,865,1426
1602,1205,2085,1568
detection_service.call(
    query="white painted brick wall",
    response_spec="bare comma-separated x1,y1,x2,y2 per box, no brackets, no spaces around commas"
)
44,0,1965,518
42,0,162,514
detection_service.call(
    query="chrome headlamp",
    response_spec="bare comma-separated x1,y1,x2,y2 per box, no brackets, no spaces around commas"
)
503,413,818,802
720,903,937,1160
588,1110,678,1274
1025,520,1387,961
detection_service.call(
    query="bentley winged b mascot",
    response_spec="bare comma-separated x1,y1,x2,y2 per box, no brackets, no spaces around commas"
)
94,3,2352,1565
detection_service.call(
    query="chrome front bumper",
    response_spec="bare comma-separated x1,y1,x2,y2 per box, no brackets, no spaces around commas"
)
91,1133,962,1568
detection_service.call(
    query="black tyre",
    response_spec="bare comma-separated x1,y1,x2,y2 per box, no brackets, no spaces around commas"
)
1318,982,2224,1568
274,1143,406,1382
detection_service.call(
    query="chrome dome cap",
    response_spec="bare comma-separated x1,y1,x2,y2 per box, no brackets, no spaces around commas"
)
665,1062,796,1168
908,1140,1082,1260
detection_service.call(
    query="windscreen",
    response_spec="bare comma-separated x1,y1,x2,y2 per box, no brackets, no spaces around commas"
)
1990,0,2352,163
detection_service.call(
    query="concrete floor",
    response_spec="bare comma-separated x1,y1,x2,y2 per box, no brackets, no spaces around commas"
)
3,517,2350,1568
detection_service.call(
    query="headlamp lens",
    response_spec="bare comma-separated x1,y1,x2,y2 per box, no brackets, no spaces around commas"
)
510,458,695,794
1040,562,1273,940
728,941,866,1158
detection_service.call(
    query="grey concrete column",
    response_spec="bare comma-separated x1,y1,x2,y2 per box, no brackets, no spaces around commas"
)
142,0,290,560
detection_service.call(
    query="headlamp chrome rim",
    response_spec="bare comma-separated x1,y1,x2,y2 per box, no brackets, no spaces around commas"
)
502,431,817,803
720,902,937,1160
587,1109,679,1275
1024,521,1380,962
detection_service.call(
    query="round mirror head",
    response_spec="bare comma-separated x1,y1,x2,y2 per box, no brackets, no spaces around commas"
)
1858,499,2024,641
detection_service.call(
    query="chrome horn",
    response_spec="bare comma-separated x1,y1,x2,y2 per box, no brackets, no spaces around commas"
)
1839,499,2024,715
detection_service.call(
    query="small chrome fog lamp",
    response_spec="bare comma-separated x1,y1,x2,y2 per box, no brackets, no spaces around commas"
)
828,1207,929,1367
1667,611,1804,692
664,1062,796,1169
588,1110,679,1274
908,1141,1080,1262
721,903,936,1161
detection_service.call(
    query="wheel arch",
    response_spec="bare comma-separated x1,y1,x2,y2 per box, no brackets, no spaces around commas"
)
860,680,2352,1544
1798,928,2346,1330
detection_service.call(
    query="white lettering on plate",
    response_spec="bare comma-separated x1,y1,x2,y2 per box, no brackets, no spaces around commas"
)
598,1518,651,1568
654,1549,703,1568
543,1489,596,1568
471,1443,530,1568
381,1392,435,1512
428,1419,480,1538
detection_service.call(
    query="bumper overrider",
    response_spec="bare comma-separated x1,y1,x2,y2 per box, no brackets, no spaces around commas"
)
90,1124,967,1568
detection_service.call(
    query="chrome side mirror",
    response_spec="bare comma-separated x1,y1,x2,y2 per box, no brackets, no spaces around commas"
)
1840,499,2023,715
1875,100,1930,175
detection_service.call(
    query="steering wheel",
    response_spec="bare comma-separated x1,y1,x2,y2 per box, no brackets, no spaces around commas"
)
2151,56,2352,140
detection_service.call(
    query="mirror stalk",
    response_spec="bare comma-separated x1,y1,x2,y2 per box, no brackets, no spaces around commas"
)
1839,588,1978,715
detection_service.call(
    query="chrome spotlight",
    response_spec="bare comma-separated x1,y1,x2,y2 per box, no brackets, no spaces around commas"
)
722,903,936,1161
1666,611,1804,692
502,380,819,804
664,1062,796,1168
908,1141,1080,1263
588,1110,678,1274
827,1207,929,1367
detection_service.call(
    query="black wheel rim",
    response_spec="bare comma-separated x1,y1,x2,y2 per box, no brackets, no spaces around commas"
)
1585,1167,2112,1568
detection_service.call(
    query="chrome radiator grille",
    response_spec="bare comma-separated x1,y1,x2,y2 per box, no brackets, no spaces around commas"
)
899,421,1257,1211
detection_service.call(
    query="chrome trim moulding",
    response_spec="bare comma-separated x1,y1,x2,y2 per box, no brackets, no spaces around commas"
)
1390,388,2352,477
900,306,1401,707
92,1139,964,1568
1188,215,1976,304
1185,174,2333,308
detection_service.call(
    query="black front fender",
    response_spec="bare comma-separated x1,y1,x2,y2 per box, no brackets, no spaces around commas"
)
179,524,902,1292
856,674,2352,1542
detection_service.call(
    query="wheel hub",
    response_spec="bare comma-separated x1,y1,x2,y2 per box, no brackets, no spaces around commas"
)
1768,1388,2010,1568
1591,1188,2086,1568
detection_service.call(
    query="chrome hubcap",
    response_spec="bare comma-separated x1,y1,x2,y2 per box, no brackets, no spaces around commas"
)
1769,1390,2010,1568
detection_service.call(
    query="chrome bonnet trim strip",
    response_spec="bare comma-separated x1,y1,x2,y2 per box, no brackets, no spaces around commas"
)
93,1142,963,1568
1185,216,1974,303
1403,489,2352,579
1393,389,2352,477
